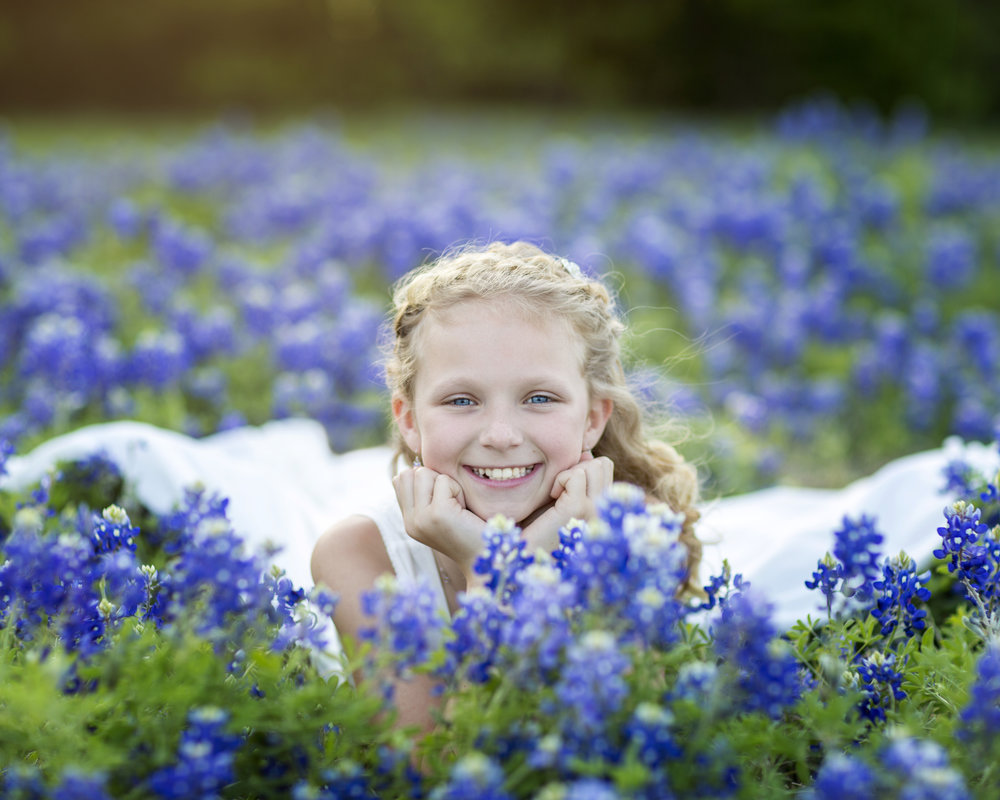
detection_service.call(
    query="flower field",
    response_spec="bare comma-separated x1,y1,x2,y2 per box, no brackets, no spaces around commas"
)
2,99,1000,797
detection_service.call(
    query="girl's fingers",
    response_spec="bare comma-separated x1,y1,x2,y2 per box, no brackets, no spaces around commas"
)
551,456,614,501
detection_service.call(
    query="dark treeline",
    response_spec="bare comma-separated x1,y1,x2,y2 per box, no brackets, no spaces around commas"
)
1,0,997,121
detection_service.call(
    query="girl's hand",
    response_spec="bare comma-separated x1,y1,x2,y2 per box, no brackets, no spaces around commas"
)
392,465,488,576
521,451,614,555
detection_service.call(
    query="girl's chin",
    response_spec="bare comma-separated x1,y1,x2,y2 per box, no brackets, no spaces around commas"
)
467,497,553,527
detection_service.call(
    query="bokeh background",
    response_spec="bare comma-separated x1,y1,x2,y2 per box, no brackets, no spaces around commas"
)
1,1,999,496
2,0,999,120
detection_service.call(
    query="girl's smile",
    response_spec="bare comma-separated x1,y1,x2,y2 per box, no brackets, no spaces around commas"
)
393,298,611,525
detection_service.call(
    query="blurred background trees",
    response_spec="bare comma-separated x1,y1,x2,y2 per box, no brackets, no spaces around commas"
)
1,0,997,121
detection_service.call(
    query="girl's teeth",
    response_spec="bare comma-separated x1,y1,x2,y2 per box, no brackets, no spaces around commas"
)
474,466,530,480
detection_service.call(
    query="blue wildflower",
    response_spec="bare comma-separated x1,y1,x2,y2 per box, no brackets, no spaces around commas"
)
161,513,278,645
51,768,113,800
473,515,533,601
0,438,14,478
501,560,576,686
90,504,138,554
149,707,241,800
563,778,620,800
933,503,993,621
805,553,843,616
625,702,680,766
429,752,512,800
808,753,876,800
711,589,802,718
881,735,970,800
832,514,884,594
959,637,1000,736
853,651,907,723
941,458,980,501
551,629,630,735
442,587,508,684
871,552,931,640
293,761,369,800
360,575,445,678
671,661,720,705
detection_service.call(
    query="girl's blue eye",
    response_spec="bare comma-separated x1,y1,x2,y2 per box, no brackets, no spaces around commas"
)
449,397,474,406
527,394,553,404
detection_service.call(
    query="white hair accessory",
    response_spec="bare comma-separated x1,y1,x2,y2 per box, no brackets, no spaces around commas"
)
558,256,584,280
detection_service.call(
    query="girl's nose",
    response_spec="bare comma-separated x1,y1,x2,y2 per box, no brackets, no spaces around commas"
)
479,414,524,449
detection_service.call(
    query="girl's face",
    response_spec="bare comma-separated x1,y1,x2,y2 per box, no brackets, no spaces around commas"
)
393,298,612,525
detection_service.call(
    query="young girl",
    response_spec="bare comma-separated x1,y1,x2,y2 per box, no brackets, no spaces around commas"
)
309,240,702,730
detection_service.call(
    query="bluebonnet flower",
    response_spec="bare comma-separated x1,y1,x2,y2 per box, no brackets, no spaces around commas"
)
879,735,970,800
161,513,278,645
959,637,1000,736
832,515,884,594
556,484,687,646
90,504,138,554
442,587,508,684
0,765,47,798
108,196,146,239
152,218,214,276
699,560,751,613
428,752,512,800
941,458,980,500
270,583,339,655
0,525,104,654
625,702,680,766
170,304,238,362
807,752,876,800
870,553,931,640
805,553,842,616
711,589,802,718
154,486,231,554
149,707,241,800
671,661,720,705
852,651,907,723
500,560,576,686
473,515,533,601
953,309,999,378
925,225,977,290
292,761,369,800
551,629,630,735
933,501,990,589
128,329,190,391
0,437,14,478
360,575,445,678
562,778,620,800
51,768,113,800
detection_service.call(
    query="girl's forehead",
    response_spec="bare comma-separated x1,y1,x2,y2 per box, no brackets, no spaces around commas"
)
413,297,587,366
426,296,574,338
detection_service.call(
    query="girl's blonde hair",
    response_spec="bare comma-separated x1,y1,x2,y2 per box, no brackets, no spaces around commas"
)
383,241,702,593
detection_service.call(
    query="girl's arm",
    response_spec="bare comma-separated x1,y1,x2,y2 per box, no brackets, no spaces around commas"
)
310,516,441,733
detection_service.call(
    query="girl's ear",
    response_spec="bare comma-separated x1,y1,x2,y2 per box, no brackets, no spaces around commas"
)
583,397,614,451
392,395,422,455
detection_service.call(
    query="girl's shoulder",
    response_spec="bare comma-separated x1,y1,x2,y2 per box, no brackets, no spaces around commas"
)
311,514,392,588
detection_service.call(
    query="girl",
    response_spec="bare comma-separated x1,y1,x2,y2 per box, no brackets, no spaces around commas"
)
309,240,702,730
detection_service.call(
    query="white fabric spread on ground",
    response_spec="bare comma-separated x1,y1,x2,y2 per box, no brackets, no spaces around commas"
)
4,419,997,629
